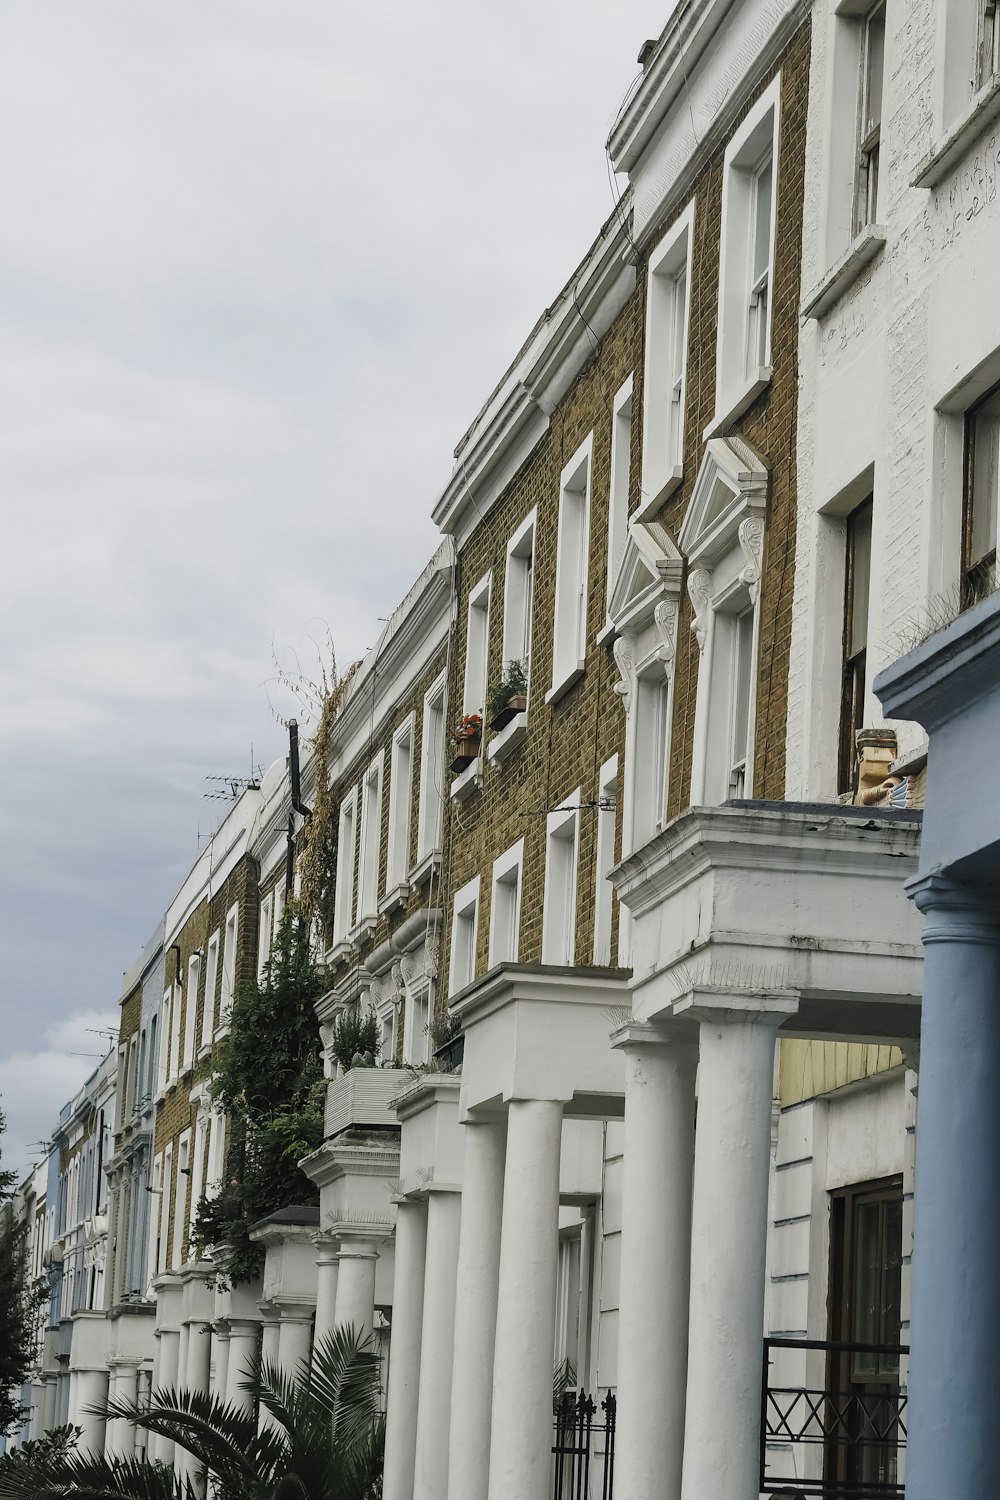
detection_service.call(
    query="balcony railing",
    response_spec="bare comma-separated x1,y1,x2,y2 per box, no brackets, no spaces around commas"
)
760,1338,908,1499
552,1389,616,1500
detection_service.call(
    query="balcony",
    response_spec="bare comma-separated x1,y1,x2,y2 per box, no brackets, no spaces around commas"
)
761,1338,907,1498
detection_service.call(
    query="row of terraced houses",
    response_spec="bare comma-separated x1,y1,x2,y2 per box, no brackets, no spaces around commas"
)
9,0,1000,1495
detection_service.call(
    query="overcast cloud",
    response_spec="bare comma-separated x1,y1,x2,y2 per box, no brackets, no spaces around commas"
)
0,0,672,1177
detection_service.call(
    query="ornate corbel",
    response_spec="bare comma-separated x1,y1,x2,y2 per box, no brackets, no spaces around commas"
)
653,598,679,678
612,636,636,714
687,568,713,653
738,516,765,604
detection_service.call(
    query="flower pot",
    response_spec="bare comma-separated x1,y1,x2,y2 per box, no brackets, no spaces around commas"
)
433,1032,465,1072
450,734,482,773
490,694,528,732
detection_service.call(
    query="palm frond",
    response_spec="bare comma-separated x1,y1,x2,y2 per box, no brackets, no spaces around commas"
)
101,1387,264,1493
0,1451,192,1500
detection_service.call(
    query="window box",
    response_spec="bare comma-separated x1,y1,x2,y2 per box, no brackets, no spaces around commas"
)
432,1032,465,1073
487,711,528,771
490,695,527,732
325,1066,414,1138
449,734,482,773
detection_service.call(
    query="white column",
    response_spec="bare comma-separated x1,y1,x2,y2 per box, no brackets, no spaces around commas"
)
258,1309,281,1434
73,1368,110,1458
276,1306,314,1379
447,1116,506,1500
225,1319,259,1415
105,1359,141,1459
486,1098,563,1500
186,1320,213,1397
312,1236,340,1359
212,1322,231,1403
613,1025,697,1500
679,994,795,1500
40,1374,58,1435
412,1189,461,1500
383,1200,428,1500
335,1235,381,1341
152,1328,179,1462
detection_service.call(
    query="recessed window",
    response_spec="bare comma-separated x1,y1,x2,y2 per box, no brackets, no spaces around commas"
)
464,573,492,715
642,200,694,506
332,787,358,944
542,793,580,966
188,1113,207,1243
205,1102,226,1200
158,1144,172,1276
633,671,673,844
386,716,415,891
416,674,446,864
839,497,873,793
172,1131,190,1268
449,876,481,996
201,931,219,1049
549,437,593,701
593,757,618,966
503,512,536,685
219,903,239,1029
257,891,274,980
727,605,756,799
183,953,200,1071
606,382,633,622
356,755,384,923
716,80,780,424
489,840,524,966
854,3,886,234
963,382,1000,606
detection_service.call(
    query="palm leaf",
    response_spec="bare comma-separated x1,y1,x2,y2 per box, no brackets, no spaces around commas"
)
0,1451,191,1500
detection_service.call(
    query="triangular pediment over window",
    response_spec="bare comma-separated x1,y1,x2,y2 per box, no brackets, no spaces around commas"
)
608,516,684,637
678,436,769,568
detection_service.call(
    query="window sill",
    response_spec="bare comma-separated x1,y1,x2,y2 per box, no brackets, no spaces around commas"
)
379,883,410,918
595,619,618,647
545,662,585,707
703,369,772,440
347,917,377,947
326,939,354,968
449,757,483,803
801,224,887,320
913,75,1000,189
486,711,527,770
633,465,683,524
197,1043,212,1063
408,849,442,888
213,1023,231,1044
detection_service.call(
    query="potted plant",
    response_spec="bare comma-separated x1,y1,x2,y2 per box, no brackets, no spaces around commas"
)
427,1011,464,1072
450,712,483,772
487,660,529,731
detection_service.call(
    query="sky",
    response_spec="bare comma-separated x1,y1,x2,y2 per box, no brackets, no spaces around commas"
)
0,0,673,1179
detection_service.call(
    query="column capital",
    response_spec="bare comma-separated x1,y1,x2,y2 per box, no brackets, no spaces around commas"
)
907,869,1000,940
312,1232,340,1260
226,1316,261,1337
672,984,799,1028
331,1225,392,1259
107,1354,144,1369
610,1018,699,1059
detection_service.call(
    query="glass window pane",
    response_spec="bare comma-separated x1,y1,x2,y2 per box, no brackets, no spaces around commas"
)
847,502,873,656
971,395,1000,567
753,157,773,283
864,6,886,138
731,607,754,771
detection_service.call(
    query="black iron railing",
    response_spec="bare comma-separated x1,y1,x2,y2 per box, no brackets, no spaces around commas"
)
552,1389,616,1500
761,1338,908,1499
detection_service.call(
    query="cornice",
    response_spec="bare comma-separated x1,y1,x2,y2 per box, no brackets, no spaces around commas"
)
875,589,1000,734
432,208,635,542
449,962,631,1028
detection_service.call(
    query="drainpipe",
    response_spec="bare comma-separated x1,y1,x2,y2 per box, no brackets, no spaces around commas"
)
287,720,311,895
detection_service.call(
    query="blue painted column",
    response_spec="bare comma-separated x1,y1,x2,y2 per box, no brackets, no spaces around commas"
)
906,874,1000,1500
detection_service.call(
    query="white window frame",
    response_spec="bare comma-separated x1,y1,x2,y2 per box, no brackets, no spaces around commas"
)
148,1152,163,1285
205,1103,226,1201
182,953,200,1072
714,78,780,432
172,1130,190,1270
605,380,635,627
641,201,695,512
593,756,619,966
165,985,181,1087
931,0,1000,146
502,509,537,688
488,839,525,967
201,931,220,1050
189,1112,208,1243
386,714,416,894
449,875,481,997
332,786,358,945
853,0,886,235
542,791,580,966
218,903,239,1035
463,571,492,716
356,753,384,925
158,1145,172,1276
415,673,447,866
402,976,432,1067
548,435,594,703
257,891,274,981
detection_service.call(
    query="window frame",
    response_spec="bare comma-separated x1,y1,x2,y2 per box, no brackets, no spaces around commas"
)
488,839,525,967
962,378,1000,608
463,572,492,716
853,1,886,235
182,953,200,1072
503,509,537,689
201,930,220,1051
542,791,581,966
548,435,594,704
332,785,359,946
449,875,481,998
605,380,634,626
592,756,619,966
355,752,385,926
415,672,447,867
257,891,274,981
642,203,695,512
838,496,874,794
713,78,781,431
217,903,239,1036
386,713,416,894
